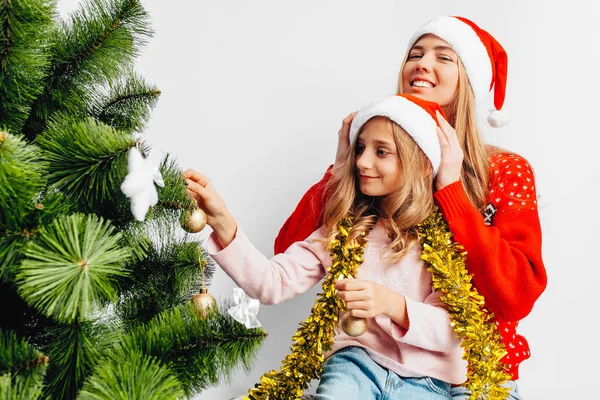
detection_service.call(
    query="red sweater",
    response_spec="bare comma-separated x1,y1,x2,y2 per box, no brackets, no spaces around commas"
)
274,152,547,380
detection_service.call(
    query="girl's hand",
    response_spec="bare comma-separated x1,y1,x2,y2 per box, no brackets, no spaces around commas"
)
334,111,358,168
183,169,237,247
435,110,464,191
334,279,395,319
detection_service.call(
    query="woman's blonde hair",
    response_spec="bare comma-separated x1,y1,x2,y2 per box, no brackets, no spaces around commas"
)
397,49,495,213
322,117,434,262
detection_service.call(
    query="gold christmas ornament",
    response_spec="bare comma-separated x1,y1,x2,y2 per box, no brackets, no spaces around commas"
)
181,208,207,233
192,246,216,318
192,287,217,318
340,313,367,337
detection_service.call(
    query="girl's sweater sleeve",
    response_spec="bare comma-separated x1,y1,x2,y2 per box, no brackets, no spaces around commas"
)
388,291,462,353
433,153,547,321
274,166,333,255
207,226,328,305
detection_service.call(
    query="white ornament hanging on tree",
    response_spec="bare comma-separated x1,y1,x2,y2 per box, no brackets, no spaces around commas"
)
120,146,165,221
228,288,261,329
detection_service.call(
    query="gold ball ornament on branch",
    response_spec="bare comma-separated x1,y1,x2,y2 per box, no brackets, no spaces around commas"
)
191,246,216,318
192,287,217,318
181,208,207,233
340,313,367,337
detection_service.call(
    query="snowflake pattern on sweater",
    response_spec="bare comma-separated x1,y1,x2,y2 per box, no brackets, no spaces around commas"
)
485,152,540,375
489,152,537,211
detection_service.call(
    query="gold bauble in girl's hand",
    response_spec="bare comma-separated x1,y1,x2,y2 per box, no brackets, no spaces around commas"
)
192,288,217,318
181,208,207,233
341,313,367,337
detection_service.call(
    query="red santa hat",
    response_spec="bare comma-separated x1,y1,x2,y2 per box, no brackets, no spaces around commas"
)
349,94,446,176
407,16,509,127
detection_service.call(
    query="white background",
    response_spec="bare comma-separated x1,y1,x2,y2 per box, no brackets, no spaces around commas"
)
54,1,600,399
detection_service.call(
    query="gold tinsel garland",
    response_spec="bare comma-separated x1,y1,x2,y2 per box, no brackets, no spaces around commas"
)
244,217,366,400
246,208,510,400
419,207,511,400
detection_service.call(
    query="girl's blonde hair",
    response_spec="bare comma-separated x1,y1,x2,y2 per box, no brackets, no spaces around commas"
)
397,49,496,213
322,117,434,262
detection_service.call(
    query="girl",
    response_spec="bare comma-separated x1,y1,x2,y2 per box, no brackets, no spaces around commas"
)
274,16,547,400
185,94,466,399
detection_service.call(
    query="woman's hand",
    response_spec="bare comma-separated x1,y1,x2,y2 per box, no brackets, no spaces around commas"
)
334,111,358,168
183,169,237,247
435,110,464,191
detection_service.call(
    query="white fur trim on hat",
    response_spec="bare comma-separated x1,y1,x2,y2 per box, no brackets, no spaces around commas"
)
349,96,442,175
406,16,493,103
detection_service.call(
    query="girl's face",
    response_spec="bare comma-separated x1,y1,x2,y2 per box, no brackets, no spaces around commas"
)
401,34,459,108
355,117,403,197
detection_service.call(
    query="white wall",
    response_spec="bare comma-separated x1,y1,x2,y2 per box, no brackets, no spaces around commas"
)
56,1,600,399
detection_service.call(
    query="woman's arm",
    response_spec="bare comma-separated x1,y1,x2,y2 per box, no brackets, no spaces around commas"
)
434,155,547,321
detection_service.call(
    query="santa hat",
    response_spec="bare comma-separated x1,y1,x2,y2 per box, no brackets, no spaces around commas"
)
407,16,509,127
349,94,445,175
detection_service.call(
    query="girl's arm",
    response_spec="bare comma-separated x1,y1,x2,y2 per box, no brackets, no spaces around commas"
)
184,169,327,304
335,280,460,353
206,226,328,305
389,291,461,353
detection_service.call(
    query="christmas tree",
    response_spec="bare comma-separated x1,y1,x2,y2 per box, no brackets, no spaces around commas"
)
0,0,266,398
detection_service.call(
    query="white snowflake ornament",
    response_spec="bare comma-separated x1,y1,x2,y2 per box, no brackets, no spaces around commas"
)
120,147,165,221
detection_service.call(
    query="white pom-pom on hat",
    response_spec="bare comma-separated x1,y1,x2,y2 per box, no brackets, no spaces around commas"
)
487,109,510,128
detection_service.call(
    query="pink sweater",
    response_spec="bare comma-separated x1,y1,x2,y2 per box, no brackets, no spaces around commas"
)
206,222,467,384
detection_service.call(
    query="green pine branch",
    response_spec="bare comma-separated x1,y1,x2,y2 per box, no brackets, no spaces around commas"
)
78,348,184,400
0,191,76,283
17,213,134,322
36,117,136,214
0,0,55,132
119,302,267,396
0,132,47,226
117,222,152,263
22,0,153,139
0,131,52,282
91,71,161,133
41,319,116,400
156,155,197,211
0,329,47,400
115,236,214,328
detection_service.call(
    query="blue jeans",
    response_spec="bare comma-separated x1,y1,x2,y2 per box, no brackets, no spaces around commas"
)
315,346,451,399
449,380,522,400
